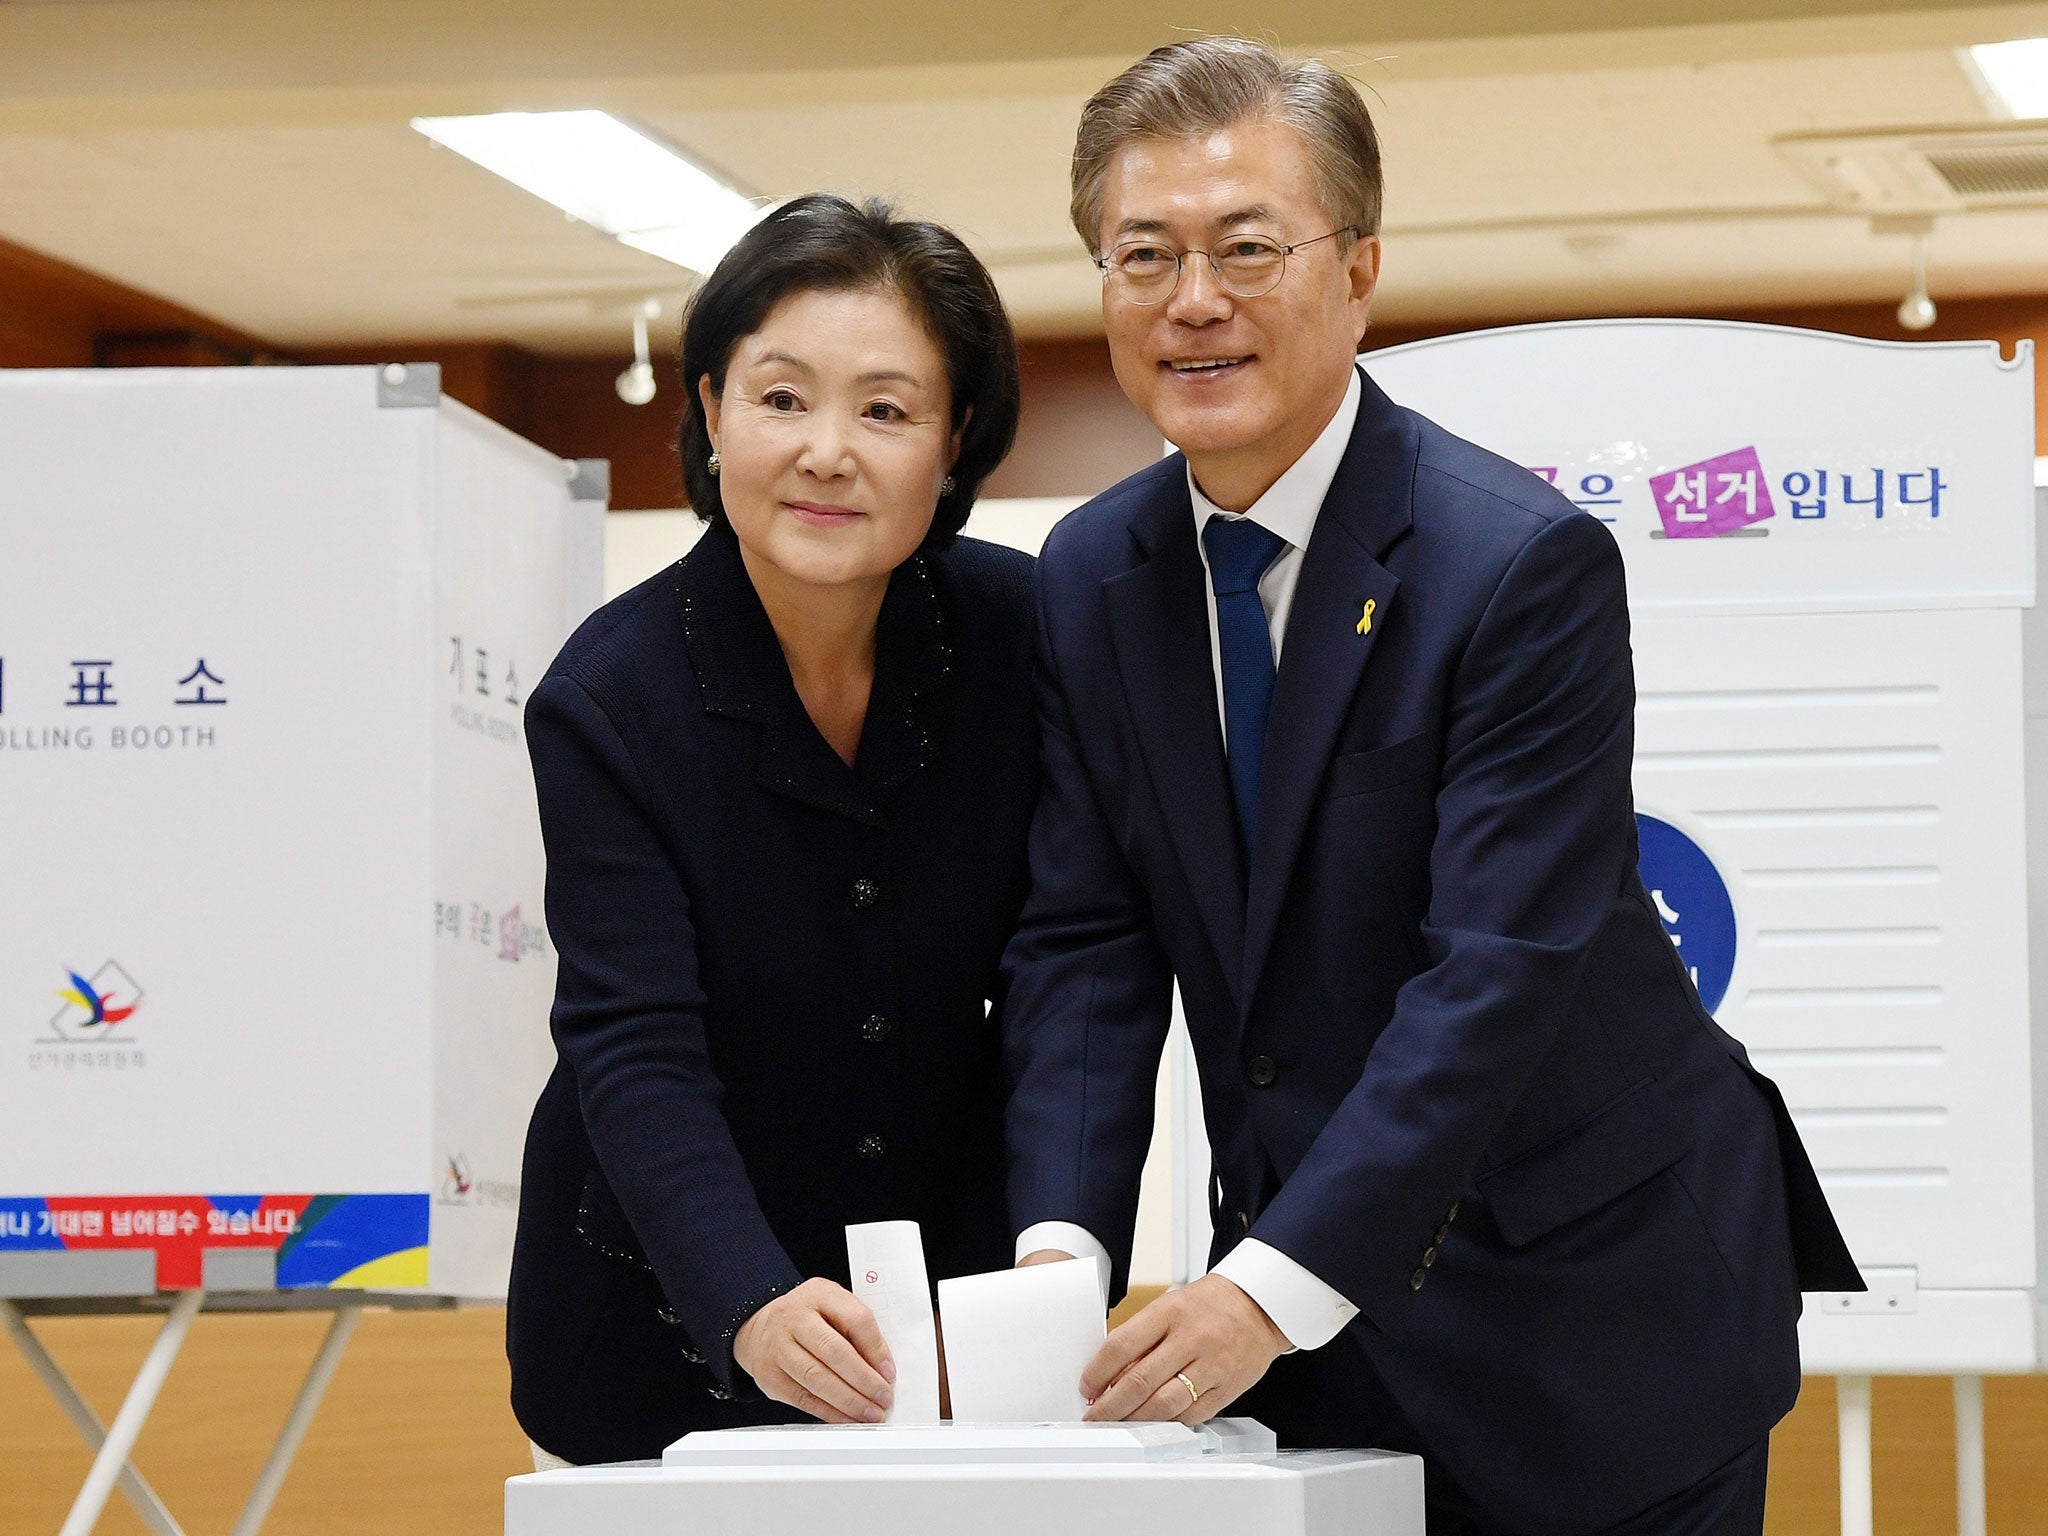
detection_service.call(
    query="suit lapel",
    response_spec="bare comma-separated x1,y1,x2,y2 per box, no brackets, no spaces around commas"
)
1242,371,1419,1009
1103,475,1248,1005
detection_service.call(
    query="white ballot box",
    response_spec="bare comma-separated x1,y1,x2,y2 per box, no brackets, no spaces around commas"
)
505,1422,1423,1536
0,363,603,1301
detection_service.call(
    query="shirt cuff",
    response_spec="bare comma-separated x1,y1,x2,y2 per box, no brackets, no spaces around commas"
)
1211,1239,1358,1351
1014,1221,1108,1267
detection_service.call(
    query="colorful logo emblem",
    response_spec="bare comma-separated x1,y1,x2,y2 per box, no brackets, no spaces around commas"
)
49,961,144,1040
441,1154,474,1202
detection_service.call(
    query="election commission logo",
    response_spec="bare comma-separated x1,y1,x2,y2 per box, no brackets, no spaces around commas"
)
1634,815,1736,1014
438,1150,517,1209
47,960,145,1042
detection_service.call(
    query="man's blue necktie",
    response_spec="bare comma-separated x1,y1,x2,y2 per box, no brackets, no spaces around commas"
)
1202,515,1288,856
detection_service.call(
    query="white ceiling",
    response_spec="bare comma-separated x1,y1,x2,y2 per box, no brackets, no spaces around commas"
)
1,1,2046,352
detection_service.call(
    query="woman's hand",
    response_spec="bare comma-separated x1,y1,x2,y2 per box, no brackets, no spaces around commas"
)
732,1278,897,1423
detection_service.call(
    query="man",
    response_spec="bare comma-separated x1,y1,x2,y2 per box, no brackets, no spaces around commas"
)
1002,37,1861,1536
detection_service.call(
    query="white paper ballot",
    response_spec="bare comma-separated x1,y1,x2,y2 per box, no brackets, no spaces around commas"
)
845,1221,943,1424
937,1257,1108,1423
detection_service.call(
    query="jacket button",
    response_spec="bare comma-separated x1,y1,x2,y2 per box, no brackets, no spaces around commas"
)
1434,1224,1451,1245
1246,1055,1278,1087
1446,1202,1461,1223
862,1014,892,1042
1409,1269,1426,1292
850,878,880,908
858,1134,887,1160
1422,1246,1438,1267
1235,1210,1250,1236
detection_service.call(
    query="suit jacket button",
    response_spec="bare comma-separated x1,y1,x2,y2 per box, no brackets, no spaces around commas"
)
1246,1055,1278,1087
1446,1202,1461,1223
858,1134,887,1160
1434,1225,1451,1244
1235,1210,1251,1236
1409,1269,1426,1291
1422,1246,1438,1267
850,878,880,908
862,1014,892,1042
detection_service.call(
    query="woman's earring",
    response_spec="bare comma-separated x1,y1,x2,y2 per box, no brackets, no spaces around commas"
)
939,475,955,497
707,451,721,477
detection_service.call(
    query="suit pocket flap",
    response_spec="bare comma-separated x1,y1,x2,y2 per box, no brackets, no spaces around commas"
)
1326,732,1435,799
1476,1079,1692,1248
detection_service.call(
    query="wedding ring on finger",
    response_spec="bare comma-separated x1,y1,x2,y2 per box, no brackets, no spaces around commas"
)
1176,1371,1202,1411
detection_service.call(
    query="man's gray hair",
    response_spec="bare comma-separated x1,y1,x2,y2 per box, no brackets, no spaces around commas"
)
1071,37,1383,257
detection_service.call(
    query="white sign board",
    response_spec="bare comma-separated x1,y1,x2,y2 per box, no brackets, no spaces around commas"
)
0,365,602,1300
1367,320,2034,616
1358,321,2040,1373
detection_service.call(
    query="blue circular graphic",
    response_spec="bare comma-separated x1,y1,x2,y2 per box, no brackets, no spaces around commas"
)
1635,814,1737,1014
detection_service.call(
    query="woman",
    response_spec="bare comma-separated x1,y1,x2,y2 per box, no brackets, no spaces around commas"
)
508,194,1033,1466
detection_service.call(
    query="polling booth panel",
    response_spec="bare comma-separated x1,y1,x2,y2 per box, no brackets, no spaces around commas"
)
1359,321,2040,1375
0,364,603,1302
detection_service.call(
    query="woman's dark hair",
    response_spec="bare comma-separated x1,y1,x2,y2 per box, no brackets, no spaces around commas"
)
677,193,1021,548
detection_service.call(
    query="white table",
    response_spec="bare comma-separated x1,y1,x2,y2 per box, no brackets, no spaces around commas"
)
505,1422,1424,1536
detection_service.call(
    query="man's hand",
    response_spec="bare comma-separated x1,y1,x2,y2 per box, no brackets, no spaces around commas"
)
732,1278,896,1423
1018,1249,1077,1267
1081,1273,1289,1425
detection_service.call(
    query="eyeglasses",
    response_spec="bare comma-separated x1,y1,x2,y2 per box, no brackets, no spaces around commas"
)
1096,226,1358,305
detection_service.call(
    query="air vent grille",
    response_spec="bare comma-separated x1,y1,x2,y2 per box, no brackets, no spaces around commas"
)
1776,125,2048,212
1923,146,2048,197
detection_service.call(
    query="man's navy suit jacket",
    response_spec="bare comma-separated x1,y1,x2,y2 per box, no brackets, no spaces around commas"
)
1002,368,1861,1534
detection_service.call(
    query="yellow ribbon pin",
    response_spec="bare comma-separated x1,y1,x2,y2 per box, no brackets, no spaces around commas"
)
1356,598,1377,636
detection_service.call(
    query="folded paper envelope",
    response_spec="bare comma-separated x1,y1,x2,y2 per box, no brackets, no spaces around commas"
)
936,1257,1108,1424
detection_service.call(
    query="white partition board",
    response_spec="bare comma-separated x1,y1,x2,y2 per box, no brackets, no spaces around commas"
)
1280,320,2043,1374
1364,320,2034,618
1632,609,2030,1294
0,365,601,1299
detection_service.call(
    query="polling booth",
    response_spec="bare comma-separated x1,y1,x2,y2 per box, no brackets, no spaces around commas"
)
1348,321,2040,1536
0,364,603,1536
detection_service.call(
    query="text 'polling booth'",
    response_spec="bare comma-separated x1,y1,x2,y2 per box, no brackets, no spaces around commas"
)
1366,322,2041,1376
0,365,603,1301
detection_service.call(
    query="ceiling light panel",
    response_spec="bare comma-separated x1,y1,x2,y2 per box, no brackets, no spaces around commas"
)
410,110,764,273
1967,38,2048,120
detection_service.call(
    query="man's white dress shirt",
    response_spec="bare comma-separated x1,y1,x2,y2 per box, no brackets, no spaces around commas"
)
1015,369,1364,1351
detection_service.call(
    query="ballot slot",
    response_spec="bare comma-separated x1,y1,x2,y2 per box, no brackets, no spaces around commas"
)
662,1419,1279,1466
664,1421,1214,1466
845,1220,944,1424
